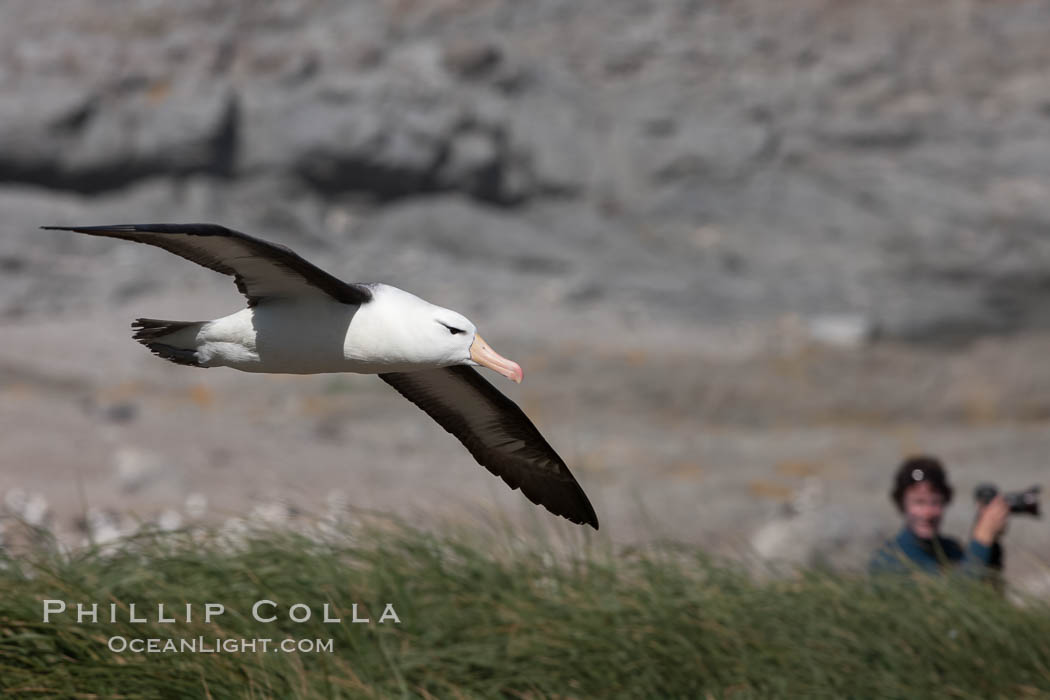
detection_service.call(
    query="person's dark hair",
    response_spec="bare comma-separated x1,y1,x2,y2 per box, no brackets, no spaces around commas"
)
891,456,953,511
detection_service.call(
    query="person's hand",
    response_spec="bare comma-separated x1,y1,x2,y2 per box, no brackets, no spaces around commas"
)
973,494,1009,546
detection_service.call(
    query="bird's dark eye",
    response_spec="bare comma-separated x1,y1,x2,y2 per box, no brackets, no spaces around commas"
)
438,321,466,335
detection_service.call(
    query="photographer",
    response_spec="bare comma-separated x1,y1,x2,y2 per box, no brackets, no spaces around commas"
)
869,456,1008,577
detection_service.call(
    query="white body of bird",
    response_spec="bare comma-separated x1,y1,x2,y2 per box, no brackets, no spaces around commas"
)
161,284,478,375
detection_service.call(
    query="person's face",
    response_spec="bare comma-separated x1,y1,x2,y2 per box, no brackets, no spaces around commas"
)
902,481,945,539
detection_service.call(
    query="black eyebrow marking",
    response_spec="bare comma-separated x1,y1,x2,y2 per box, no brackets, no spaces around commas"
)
437,320,466,335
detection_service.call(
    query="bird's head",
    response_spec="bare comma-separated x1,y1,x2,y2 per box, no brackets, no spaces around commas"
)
430,308,523,384
363,285,523,383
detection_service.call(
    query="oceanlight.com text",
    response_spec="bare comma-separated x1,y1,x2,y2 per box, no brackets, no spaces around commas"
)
107,636,335,654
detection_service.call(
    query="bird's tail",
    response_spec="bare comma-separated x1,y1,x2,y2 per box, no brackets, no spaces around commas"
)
131,318,206,367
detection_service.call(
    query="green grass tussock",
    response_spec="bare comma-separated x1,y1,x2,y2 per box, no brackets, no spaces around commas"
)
0,523,1048,698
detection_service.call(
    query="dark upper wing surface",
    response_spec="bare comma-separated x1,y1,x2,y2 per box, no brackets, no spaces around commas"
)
379,365,599,529
42,223,371,306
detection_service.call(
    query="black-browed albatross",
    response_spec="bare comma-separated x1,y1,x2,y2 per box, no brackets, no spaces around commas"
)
42,224,598,529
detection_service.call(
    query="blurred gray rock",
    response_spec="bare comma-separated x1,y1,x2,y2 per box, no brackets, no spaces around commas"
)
354,196,574,277
805,314,875,349
112,447,184,498
751,505,877,570
507,98,590,196
0,81,236,192
442,39,504,81
648,121,773,183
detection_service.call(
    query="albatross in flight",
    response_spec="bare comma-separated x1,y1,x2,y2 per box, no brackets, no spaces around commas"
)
42,224,598,529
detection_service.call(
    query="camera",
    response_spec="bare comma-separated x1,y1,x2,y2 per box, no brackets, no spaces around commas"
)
973,483,1041,517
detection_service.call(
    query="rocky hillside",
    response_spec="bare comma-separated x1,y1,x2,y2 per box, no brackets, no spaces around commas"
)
3,0,1050,338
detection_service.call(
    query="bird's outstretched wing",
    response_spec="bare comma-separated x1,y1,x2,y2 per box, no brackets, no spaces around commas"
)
42,223,372,306
379,365,599,529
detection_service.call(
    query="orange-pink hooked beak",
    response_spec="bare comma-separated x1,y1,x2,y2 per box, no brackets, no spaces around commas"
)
469,333,523,383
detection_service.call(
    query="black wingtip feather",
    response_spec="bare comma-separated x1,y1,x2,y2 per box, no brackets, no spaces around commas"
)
43,224,139,232
43,223,232,235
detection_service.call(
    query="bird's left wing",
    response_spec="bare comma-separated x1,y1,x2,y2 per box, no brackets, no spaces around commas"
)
42,223,371,306
379,365,599,529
